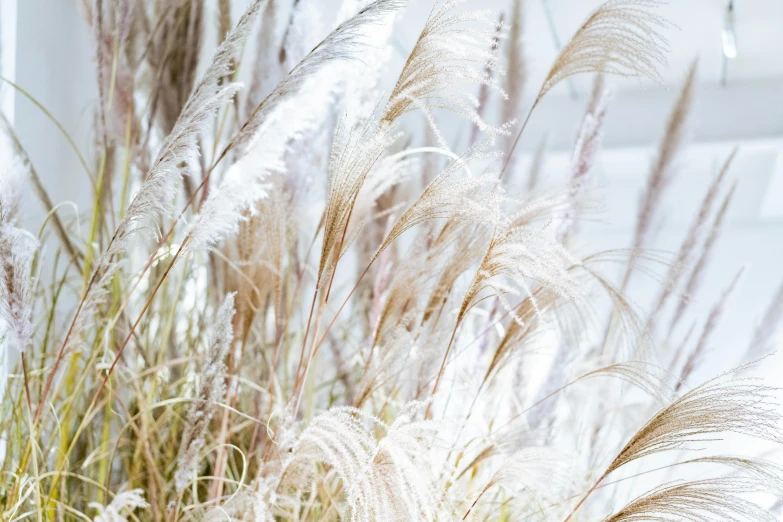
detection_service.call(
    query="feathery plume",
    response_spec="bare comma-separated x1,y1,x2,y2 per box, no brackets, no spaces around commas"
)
563,361,673,406
0,220,36,353
149,0,205,134
744,275,783,363
562,366,782,521
687,456,783,497
318,120,403,286
336,0,401,134
670,182,736,332
359,152,419,217
675,267,743,391
356,313,417,407
488,447,569,493
381,0,515,148
89,489,148,522
175,293,236,492
232,0,408,155
489,291,549,383
0,118,37,353
503,0,526,154
538,0,668,102
182,144,274,253
418,222,487,327
503,0,669,177
648,148,736,327
37,0,262,400
602,477,776,522
374,144,500,262
606,368,782,477
460,208,581,327
556,74,611,242
283,401,442,522
88,0,137,144
426,212,581,401
194,0,407,258
526,358,673,432
469,13,505,147
234,179,288,336
109,0,265,259
633,60,697,250
623,60,697,290
464,447,568,518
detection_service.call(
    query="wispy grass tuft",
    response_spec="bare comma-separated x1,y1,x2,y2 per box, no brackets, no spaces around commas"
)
1,1,779,521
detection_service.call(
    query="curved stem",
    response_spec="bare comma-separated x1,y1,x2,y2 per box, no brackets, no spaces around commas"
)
425,322,459,419
0,75,94,183
36,154,212,426
462,483,492,520
34,267,101,424
500,100,539,182
562,475,604,522
385,146,475,177
92,242,185,402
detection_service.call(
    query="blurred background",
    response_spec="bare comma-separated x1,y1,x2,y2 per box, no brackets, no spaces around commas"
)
2,0,783,385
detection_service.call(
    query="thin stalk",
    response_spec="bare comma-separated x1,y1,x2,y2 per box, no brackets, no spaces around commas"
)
119,111,134,219
462,482,492,520
425,322,459,419
34,264,101,424
500,101,538,182
304,262,373,385
562,475,604,522
43,244,186,506
82,149,109,284
94,242,185,401
265,220,323,420
294,202,356,398
39,100,240,421
426,255,490,418
294,288,320,392
38,161,211,424
0,75,94,182
29,163,84,269
21,355,43,522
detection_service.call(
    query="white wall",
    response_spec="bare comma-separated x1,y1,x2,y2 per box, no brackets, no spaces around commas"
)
15,0,96,230
0,0,17,122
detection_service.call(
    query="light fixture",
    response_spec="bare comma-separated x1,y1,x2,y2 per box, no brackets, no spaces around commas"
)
722,1,737,59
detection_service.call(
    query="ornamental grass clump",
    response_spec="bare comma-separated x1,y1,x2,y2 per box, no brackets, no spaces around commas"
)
1,1,781,521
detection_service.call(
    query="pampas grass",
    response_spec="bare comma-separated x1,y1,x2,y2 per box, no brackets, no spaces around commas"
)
622,59,697,291
602,478,777,522
646,148,736,331
175,292,236,492
1,0,781,521
670,181,737,333
0,130,37,353
503,0,669,175
745,276,783,363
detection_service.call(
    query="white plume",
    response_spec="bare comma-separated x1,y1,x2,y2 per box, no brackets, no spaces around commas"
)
89,489,148,522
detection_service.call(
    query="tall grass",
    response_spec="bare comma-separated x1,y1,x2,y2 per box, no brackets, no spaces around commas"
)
1,0,781,521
